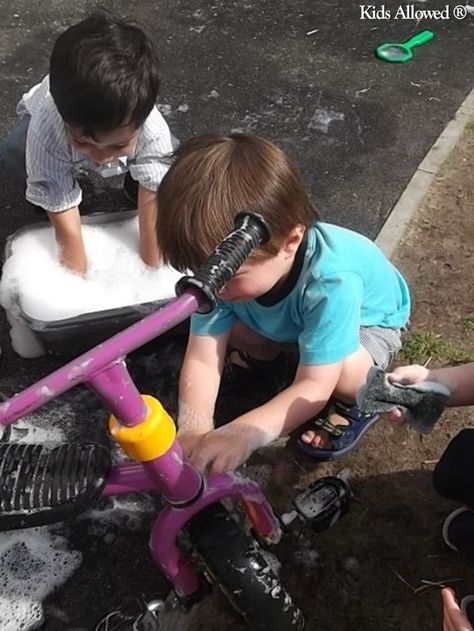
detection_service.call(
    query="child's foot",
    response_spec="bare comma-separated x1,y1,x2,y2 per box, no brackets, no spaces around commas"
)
300,406,350,449
295,401,380,461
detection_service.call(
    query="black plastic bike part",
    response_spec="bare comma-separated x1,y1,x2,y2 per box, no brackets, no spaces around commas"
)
21,298,189,359
0,442,111,531
187,502,305,631
0,424,12,443
175,211,271,314
166,474,204,508
280,476,352,533
174,579,212,610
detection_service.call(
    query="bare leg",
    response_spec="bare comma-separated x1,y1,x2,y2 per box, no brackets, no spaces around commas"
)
300,346,375,449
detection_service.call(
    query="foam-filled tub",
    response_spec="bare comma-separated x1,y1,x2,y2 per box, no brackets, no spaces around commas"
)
0,211,188,358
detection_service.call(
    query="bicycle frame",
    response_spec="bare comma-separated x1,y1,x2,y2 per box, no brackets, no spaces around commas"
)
0,286,281,599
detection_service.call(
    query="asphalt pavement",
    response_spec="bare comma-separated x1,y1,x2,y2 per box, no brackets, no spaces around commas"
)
0,1,473,629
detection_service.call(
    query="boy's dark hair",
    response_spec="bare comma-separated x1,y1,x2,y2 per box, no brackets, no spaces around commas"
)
50,13,160,136
156,132,320,272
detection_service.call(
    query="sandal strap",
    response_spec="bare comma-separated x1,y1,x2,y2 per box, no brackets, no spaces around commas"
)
334,400,374,421
311,401,372,438
311,416,346,438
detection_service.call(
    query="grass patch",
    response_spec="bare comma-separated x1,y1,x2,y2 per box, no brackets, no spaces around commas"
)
399,330,473,365
465,119,474,133
462,315,474,332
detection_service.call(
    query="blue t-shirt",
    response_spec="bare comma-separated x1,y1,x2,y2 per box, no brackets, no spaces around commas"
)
191,223,411,365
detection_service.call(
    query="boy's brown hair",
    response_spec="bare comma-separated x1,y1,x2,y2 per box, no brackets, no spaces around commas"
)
156,132,319,271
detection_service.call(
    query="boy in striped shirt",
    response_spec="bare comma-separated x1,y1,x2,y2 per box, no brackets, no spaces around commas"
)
0,13,174,274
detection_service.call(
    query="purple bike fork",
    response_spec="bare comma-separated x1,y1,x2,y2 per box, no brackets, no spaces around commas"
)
0,288,281,599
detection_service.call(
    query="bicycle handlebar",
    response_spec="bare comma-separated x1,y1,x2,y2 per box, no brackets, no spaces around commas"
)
175,211,270,313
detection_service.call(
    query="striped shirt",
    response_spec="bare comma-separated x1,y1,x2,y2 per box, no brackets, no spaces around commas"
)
18,76,173,212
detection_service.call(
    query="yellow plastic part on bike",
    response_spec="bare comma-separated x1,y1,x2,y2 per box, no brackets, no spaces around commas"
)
108,395,176,461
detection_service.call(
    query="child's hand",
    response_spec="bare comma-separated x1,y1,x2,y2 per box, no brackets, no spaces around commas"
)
138,186,162,267
177,429,209,459
47,207,87,275
191,424,267,474
442,587,473,631
176,402,214,459
191,427,251,474
139,240,162,268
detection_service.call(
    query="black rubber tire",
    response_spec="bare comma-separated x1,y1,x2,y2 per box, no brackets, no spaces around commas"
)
187,502,305,631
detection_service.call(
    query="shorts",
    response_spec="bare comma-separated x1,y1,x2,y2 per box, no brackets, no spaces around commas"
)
279,325,402,369
359,325,402,370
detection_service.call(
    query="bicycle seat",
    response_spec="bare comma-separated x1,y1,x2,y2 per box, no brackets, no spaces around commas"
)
0,442,111,531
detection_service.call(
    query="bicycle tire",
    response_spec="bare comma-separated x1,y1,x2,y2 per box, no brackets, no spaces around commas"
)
187,502,305,630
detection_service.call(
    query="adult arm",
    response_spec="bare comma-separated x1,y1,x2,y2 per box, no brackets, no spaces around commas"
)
389,363,474,407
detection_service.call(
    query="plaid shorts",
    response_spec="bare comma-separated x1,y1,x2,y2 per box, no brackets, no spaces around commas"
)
359,326,402,370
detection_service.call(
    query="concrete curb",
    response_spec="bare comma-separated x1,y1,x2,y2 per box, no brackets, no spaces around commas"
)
376,88,474,258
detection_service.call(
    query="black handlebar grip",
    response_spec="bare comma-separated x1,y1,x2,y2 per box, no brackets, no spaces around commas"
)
175,211,271,313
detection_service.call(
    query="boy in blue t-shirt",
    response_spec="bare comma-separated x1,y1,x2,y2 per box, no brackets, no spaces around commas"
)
156,132,411,473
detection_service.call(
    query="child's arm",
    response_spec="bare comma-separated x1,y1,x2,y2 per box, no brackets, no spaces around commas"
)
137,185,162,267
47,207,87,275
389,363,474,407
25,119,86,273
177,331,230,454
192,360,342,473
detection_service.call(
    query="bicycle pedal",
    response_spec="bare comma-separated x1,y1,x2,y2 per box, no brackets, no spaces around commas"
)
281,476,352,532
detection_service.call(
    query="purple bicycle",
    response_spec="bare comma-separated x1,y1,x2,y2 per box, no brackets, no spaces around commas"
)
0,212,350,630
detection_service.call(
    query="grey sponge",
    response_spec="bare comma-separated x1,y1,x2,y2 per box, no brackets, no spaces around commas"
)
357,366,450,434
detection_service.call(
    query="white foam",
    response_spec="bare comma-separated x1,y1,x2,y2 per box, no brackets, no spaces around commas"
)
0,216,182,321
0,216,183,357
83,495,157,535
308,108,345,134
0,527,81,631
8,318,45,359
5,417,65,445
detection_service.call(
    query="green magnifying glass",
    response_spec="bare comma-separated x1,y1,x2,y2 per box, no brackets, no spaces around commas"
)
375,29,435,63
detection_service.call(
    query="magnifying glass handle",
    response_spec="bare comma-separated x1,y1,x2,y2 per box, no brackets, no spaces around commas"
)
403,29,435,50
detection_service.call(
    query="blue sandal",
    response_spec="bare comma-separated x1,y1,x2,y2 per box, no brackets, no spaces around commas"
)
296,401,380,461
